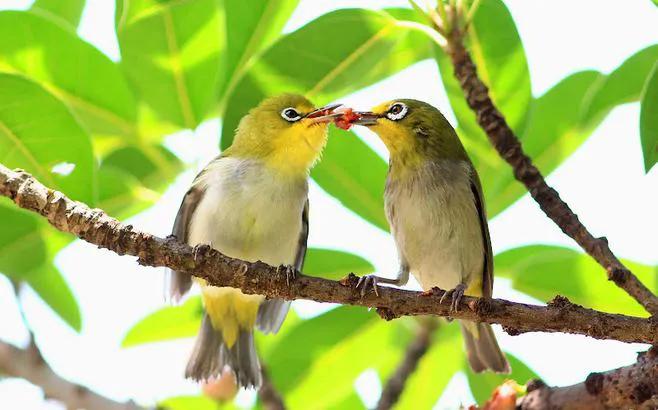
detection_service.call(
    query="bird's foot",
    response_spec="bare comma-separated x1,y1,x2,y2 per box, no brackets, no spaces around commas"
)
276,264,297,287
355,275,382,297
439,283,466,313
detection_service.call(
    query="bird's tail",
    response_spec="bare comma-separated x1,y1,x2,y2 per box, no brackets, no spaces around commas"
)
185,313,262,388
460,321,510,373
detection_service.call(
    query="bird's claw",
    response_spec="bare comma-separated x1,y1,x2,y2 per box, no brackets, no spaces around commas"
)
356,275,380,297
439,283,466,313
277,265,297,287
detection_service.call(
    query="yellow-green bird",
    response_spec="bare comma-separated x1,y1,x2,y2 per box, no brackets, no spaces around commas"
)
350,99,510,373
167,94,340,388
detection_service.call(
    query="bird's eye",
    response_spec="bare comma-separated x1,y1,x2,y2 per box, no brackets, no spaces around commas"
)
386,102,408,121
281,107,302,122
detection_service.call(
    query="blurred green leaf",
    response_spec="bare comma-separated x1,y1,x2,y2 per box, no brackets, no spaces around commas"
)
286,317,410,409
311,127,389,231
466,353,538,404
583,45,658,125
304,248,375,280
495,245,657,317
221,7,434,148
0,201,46,279
25,261,82,332
159,395,229,410
122,296,202,347
116,0,225,130
435,0,531,217
31,0,86,28
220,0,300,103
265,306,378,393
396,323,462,409
102,144,181,191
97,165,159,220
0,11,138,141
640,62,658,172
0,73,95,204
489,71,604,215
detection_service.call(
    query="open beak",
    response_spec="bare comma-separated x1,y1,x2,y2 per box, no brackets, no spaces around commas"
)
305,103,344,124
350,111,381,126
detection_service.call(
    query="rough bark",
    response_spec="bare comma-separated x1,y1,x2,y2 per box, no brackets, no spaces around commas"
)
519,347,658,410
376,319,438,410
444,27,658,317
1,165,656,345
0,339,144,410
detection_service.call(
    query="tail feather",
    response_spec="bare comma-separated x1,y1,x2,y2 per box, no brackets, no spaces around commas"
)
256,299,291,334
460,321,510,373
185,314,262,388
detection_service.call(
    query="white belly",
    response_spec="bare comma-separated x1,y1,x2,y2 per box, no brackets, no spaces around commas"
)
188,157,307,268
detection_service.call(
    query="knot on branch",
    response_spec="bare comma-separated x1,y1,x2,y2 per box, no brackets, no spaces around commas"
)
377,307,400,321
548,295,576,310
585,372,604,396
608,267,629,285
526,378,547,393
631,382,654,404
339,273,359,287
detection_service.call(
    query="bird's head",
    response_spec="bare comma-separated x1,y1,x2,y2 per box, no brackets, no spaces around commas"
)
347,99,467,168
228,94,340,176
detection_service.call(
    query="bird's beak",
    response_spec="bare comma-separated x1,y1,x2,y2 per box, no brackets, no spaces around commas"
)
305,103,344,124
349,111,381,126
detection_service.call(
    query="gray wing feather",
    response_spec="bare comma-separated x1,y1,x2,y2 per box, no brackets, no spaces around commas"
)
469,168,493,299
166,184,205,302
256,199,309,333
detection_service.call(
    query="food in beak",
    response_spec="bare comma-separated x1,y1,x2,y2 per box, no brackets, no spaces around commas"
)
333,107,361,130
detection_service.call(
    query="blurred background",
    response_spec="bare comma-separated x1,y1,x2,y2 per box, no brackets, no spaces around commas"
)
0,0,657,408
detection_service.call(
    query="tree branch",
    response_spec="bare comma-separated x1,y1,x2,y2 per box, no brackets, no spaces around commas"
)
0,339,145,410
259,366,286,410
376,319,438,410
442,25,658,316
1,165,656,344
518,347,658,409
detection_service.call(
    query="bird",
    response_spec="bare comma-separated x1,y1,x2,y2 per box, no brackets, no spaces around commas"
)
347,99,510,373
166,94,341,388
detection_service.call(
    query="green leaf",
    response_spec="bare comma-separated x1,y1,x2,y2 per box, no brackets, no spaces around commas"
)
584,45,658,126
265,306,378,393
0,11,138,141
495,245,657,317
310,128,389,231
116,0,225,130
285,318,410,409
220,0,300,104
640,62,658,172
434,0,531,217
488,71,604,215
122,296,202,347
159,395,229,410
25,262,82,332
303,249,375,280
466,353,538,404
0,201,47,279
97,165,158,220
396,323,462,409
101,144,181,191
31,0,86,28
220,7,434,148
0,73,95,204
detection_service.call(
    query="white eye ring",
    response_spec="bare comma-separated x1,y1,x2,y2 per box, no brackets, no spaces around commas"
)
281,107,302,122
386,102,408,121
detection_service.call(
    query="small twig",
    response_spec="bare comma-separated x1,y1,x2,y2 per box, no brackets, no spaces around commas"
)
441,23,658,317
518,347,658,409
11,280,35,345
0,164,657,344
376,319,438,410
0,339,145,410
259,366,285,410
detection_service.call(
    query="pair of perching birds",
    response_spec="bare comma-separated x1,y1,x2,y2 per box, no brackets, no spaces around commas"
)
167,94,510,389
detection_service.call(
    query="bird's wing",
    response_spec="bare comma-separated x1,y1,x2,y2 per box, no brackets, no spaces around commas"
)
166,181,205,302
470,167,493,299
256,199,308,334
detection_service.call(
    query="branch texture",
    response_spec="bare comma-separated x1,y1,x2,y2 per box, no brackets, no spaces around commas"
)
1,165,656,345
519,347,658,409
376,319,438,410
0,339,144,410
444,27,658,316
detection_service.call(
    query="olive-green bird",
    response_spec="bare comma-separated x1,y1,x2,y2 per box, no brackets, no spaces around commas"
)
167,94,340,388
350,99,510,373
